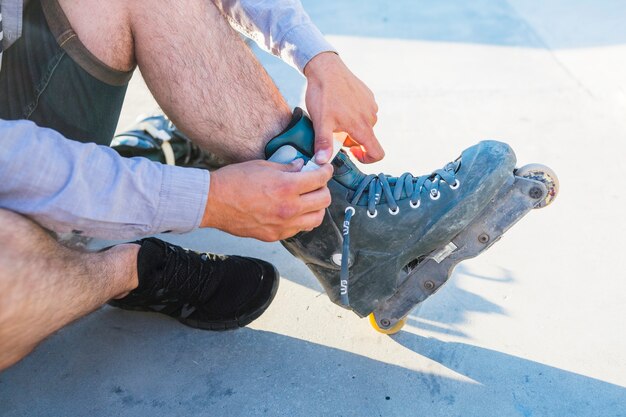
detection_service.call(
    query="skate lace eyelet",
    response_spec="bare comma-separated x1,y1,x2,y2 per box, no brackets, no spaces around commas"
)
410,200,421,209
331,253,343,266
388,207,400,215
430,189,441,200
449,179,460,190
367,209,378,218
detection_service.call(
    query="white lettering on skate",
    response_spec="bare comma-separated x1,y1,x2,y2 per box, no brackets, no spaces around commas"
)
340,280,348,295
342,221,350,236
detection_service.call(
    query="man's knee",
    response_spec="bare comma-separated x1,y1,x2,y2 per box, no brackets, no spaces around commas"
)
0,208,32,235
0,209,50,254
0,210,38,369
57,0,135,72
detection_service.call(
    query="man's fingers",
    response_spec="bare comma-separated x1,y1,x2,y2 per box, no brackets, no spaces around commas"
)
296,209,327,232
370,111,378,125
298,186,332,212
291,163,334,193
349,125,385,163
313,118,334,164
274,208,326,239
270,158,305,172
343,135,360,148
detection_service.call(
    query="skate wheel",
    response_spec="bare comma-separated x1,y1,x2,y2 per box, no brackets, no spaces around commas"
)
368,313,407,335
515,164,559,208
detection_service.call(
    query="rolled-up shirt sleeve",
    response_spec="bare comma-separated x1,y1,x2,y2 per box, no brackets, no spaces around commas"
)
213,0,337,72
0,119,209,239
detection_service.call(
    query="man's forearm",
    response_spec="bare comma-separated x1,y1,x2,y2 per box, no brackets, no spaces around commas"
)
0,119,209,239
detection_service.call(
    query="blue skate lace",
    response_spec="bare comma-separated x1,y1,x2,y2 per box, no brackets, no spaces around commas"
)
339,162,460,307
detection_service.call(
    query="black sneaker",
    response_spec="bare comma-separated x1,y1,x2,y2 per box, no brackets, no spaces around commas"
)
108,238,279,330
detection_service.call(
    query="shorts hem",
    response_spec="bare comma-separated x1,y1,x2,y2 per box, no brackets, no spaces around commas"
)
41,0,134,87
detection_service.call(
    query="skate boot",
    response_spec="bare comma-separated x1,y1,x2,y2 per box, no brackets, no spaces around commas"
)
111,113,227,170
266,108,558,334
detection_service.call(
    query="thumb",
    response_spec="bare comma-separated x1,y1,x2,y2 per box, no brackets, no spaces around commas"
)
273,158,305,172
313,118,334,165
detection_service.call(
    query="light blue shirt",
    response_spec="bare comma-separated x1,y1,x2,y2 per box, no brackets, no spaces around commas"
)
214,0,335,72
0,119,210,239
0,0,336,238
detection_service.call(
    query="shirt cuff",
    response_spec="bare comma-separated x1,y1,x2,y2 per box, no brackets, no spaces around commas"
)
278,23,338,73
154,165,210,234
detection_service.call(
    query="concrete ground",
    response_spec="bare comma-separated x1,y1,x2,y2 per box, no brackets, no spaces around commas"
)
2,1,626,416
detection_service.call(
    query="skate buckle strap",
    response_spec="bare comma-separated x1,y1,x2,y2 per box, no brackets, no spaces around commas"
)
339,163,460,307
140,122,177,166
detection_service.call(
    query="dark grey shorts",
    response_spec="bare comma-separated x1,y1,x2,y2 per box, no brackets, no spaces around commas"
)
0,0,134,145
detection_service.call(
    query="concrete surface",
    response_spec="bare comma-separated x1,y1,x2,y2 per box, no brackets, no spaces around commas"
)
2,1,626,416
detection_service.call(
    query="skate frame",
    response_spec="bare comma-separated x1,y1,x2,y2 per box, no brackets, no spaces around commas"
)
371,174,548,330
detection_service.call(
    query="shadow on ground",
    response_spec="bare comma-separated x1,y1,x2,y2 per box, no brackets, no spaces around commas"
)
1,307,624,417
152,228,513,340
405,264,514,339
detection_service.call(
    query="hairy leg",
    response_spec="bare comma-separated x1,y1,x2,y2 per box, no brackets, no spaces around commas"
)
0,209,139,370
59,0,292,163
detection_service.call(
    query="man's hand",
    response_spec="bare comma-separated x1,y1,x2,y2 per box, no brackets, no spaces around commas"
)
201,160,333,241
304,52,384,165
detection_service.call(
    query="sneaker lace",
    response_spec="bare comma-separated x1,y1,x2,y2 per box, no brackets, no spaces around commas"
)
154,245,225,305
338,161,460,307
